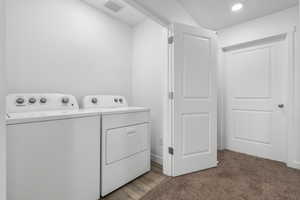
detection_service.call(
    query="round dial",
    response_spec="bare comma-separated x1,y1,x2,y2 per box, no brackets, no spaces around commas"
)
62,97,70,104
16,98,25,104
28,98,37,104
114,98,118,103
91,98,98,104
118,98,123,103
40,97,47,104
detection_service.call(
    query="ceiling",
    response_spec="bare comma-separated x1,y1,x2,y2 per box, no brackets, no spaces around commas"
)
82,0,146,26
176,0,299,30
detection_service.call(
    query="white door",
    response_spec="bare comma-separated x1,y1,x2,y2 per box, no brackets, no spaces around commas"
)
170,23,218,176
224,38,288,162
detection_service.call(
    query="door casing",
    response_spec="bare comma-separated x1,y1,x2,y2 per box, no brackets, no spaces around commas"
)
218,28,298,169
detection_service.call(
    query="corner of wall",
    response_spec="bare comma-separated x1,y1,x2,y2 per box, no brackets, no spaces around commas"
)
296,0,300,167
0,0,6,199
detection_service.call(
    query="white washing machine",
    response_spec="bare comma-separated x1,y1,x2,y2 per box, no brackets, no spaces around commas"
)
82,95,151,197
6,93,101,200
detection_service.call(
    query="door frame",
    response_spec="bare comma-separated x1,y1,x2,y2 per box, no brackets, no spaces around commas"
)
218,27,298,169
123,0,174,176
162,27,174,176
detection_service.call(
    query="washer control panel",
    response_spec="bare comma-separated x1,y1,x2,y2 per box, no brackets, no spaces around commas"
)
82,95,128,109
7,93,79,114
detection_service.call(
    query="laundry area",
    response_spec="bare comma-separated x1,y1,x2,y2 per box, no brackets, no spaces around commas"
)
3,0,168,199
0,0,300,200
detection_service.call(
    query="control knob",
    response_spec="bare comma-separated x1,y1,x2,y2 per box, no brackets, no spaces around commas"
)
28,98,37,104
16,98,25,104
62,97,70,104
91,98,98,104
40,97,47,104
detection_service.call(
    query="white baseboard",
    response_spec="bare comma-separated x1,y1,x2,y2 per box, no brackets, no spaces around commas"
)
151,153,163,165
288,161,300,170
218,146,225,151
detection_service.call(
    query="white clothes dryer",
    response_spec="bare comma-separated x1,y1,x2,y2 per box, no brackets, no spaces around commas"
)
82,95,151,197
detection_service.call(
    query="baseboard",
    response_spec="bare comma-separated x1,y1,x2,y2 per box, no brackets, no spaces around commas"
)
288,161,300,170
151,153,163,165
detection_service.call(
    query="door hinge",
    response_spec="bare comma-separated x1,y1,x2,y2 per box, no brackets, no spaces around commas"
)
168,36,174,44
168,147,174,155
168,92,174,100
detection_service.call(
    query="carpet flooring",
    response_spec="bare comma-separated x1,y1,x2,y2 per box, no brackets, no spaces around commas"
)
142,150,300,200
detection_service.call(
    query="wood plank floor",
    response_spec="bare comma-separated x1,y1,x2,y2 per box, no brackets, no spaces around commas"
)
102,162,169,200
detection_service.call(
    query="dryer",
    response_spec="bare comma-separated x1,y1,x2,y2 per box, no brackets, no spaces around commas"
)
82,95,151,196
6,93,101,200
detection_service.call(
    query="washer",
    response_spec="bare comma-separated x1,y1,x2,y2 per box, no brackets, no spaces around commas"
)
82,95,151,197
6,93,101,200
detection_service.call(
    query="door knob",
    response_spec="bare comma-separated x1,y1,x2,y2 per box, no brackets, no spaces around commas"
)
278,104,284,108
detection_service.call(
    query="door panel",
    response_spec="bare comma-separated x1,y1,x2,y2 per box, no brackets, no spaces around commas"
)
172,23,218,176
233,110,272,144
225,39,288,162
183,34,211,98
231,48,271,98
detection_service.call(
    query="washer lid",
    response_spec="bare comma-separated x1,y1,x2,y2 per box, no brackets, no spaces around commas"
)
100,107,150,115
6,109,100,125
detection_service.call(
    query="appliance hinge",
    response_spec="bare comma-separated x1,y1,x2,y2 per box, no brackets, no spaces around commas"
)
168,92,174,100
168,147,174,155
168,36,174,44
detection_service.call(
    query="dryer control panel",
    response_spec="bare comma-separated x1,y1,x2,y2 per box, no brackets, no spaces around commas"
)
82,95,128,109
6,93,79,114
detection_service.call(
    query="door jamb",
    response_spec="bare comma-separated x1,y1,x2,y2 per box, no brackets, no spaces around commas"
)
218,27,298,169
286,28,299,169
163,26,174,176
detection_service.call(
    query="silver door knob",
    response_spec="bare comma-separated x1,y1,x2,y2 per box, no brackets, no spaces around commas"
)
278,104,284,108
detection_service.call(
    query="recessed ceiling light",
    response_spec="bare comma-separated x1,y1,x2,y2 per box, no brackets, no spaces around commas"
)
231,3,243,12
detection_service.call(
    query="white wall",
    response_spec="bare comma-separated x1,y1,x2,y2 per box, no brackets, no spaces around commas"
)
219,7,298,47
218,6,300,168
6,0,133,102
0,0,5,199
132,19,168,164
